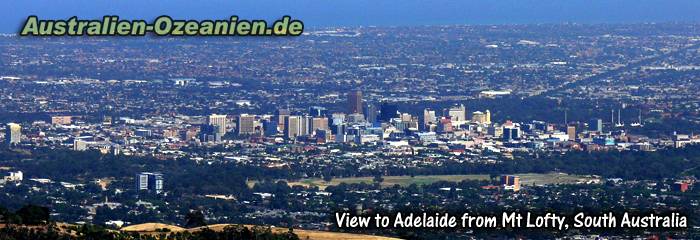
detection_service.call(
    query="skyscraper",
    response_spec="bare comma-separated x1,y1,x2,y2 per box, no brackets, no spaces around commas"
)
5,123,21,146
311,117,329,134
263,119,278,137
485,110,491,124
207,114,227,136
423,108,436,130
348,90,363,114
472,111,487,123
446,104,466,122
237,114,256,135
589,118,603,132
275,109,290,134
285,116,302,140
378,103,399,122
364,103,379,124
198,124,220,142
567,125,576,141
300,115,312,136
308,106,328,117
502,123,520,141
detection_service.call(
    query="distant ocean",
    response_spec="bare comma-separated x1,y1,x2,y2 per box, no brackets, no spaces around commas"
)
3,0,700,33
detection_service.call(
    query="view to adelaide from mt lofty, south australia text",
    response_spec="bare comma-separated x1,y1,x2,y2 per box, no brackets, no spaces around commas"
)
1,0,700,239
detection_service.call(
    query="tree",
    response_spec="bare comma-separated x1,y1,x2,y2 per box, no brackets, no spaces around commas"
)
373,174,384,185
323,174,333,183
16,205,50,225
185,210,207,228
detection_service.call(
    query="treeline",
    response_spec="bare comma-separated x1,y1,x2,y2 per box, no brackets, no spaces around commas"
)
0,205,50,225
0,147,291,195
0,204,299,240
382,145,700,180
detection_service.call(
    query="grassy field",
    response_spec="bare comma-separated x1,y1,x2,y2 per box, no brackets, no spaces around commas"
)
248,172,599,190
122,223,400,240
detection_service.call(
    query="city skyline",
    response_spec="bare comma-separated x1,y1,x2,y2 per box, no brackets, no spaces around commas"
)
0,16,699,239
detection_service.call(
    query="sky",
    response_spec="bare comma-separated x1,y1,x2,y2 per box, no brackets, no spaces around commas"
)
3,0,700,33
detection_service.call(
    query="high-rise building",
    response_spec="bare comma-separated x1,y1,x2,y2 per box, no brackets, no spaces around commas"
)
300,115,312,136
364,103,379,124
438,117,453,132
347,113,365,123
472,111,486,123
502,124,520,141
308,106,328,117
136,172,164,194
422,108,436,130
501,175,521,192
485,110,491,124
330,112,346,123
275,109,290,134
207,114,227,136
348,90,363,114
589,118,603,132
199,124,220,142
311,117,329,134
567,125,577,141
488,124,503,138
237,114,256,135
5,123,21,146
285,116,302,139
446,104,466,122
263,120,278,136
378,103,399,122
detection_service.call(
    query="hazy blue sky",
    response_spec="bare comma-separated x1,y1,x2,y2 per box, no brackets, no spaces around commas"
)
4,0,700,33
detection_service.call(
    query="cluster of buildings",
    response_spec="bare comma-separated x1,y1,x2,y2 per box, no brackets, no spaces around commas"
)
3,89,700,162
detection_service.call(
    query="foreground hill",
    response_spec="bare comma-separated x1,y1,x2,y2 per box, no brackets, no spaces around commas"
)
122,222,401,240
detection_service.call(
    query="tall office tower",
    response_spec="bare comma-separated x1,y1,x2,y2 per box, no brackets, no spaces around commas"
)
437,117,453,132
5,123,21,146
331,113,346,126
311,117,329,133
285,116,302,140
275,109,290,134
308,106,328,117
472,111,487,123
136,172,164,194
334,123,347,142
589,118,603,132
347,113,365,123
207,114,227,136
502,124,520,141
300,115,312,136
485,110,491,124
348,90,363,114
198,124,219,142
262,120,278,136
237,114,256,135
488,124,503,138
364,103,379,124
567,125,577,141
422,108,436,130
378,103,399,122
446,104,466,122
